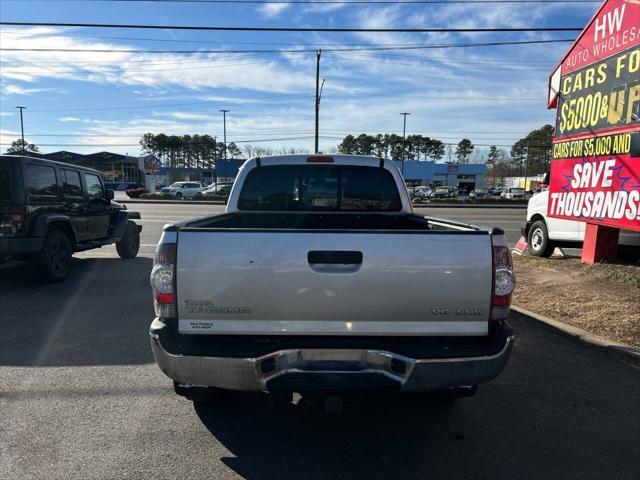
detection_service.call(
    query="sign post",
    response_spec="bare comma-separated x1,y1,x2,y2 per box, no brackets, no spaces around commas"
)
547,0,640,264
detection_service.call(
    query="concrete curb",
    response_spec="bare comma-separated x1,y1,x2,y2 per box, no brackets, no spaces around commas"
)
512,305,640,368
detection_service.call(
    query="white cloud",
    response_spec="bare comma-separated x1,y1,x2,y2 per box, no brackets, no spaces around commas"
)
168,112,218,121
59,116,81,122
259,3,290,18
0,28,314,94
2,84,50,95
0,112,13,117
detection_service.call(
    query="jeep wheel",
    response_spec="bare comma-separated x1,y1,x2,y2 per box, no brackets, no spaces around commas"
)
33,230,73,282
527,220,555,257
175,192,183,200
116,221,140,259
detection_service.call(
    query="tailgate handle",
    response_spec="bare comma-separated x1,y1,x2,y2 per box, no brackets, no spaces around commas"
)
308,251,363,265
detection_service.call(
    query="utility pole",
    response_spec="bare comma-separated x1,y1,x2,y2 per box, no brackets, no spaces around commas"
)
220,109,229,180
400,112,410,175
314,49,324,154
16,106,26,154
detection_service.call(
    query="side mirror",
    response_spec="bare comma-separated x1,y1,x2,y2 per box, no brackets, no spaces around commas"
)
106,189,114,200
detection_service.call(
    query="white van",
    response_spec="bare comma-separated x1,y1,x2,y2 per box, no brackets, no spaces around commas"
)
523,188,640,257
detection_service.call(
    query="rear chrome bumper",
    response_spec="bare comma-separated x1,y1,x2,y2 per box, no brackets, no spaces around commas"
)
150,319,514,392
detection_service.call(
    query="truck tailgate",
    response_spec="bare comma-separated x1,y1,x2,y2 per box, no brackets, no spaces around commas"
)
176,231,493,336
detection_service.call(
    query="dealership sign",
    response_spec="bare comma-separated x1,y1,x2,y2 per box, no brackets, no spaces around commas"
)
143,154,162,175
547,0,640,233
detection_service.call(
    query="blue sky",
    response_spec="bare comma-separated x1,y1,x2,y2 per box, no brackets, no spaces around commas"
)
0,0,600,158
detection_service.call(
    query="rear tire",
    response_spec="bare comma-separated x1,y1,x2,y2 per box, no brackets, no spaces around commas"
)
33,230,73,283
116,221,140,259
527,220,555,257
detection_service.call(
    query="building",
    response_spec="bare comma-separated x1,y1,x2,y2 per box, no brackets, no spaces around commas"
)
32,150,145,186
30,151,225,190
395,161,486,191
502,174,546,191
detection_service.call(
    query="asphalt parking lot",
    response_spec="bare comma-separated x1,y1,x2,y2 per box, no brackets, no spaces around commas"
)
1,203,639,480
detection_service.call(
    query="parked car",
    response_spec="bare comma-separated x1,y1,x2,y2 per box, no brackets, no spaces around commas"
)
523,187,640,257
0,155,142,282
413,186,431,198
430,186,458,199
161,181,205,199
419,187,433,199
489,187,503,196
501,187,526,200
470,187,490,198
149,155,515,411
125,183,148,198
457,188,468,196
199,183,233,198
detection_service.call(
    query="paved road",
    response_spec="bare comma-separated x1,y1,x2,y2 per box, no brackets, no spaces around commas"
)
2,203,638,479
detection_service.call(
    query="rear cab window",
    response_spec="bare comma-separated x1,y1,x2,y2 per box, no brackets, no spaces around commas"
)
237,165,402,212
25,163,59,199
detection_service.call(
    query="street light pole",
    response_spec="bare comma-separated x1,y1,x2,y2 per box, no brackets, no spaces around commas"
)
16,106,26,154
220,109,230,180
524,140,530,190
401,112,410,158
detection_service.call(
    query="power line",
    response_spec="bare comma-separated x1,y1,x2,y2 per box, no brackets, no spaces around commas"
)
0,135,338,146
327,50,554,65
2,30,473,48
12,95,542,115
0,38,576,56
0,21,584,32
329,54,551,71
0,31,564,63
1,59,276,73
20,96,312,113
0,140,537,148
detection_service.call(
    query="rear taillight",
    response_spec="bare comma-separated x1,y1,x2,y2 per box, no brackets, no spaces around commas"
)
306,156,334,163
1,205,25,235
9,206,25,222
151,243,177,319
491,235,515,321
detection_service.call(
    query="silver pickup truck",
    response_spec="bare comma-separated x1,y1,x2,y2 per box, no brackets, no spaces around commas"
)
149,155,515,407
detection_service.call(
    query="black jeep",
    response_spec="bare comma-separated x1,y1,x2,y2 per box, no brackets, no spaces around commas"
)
0,155,142,282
